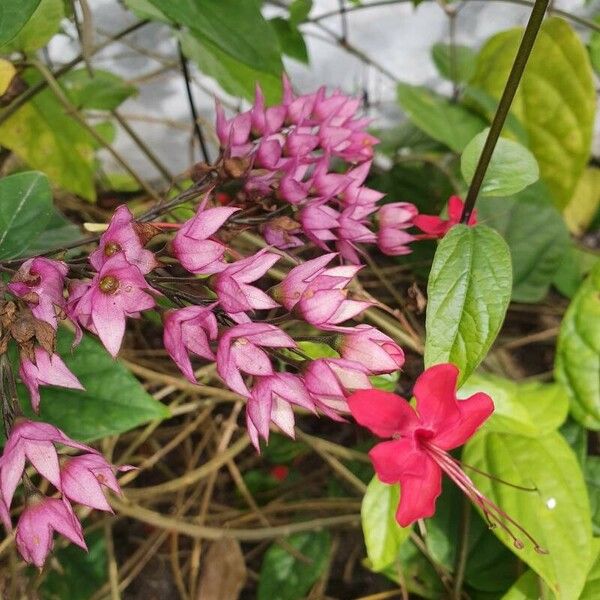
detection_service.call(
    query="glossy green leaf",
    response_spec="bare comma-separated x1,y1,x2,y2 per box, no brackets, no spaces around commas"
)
258,531,331,600
476,183,569,302
17,329,169,441
459,373,569,436
289,0,312,25
471,17,595,208
580,539,600,600
2,0,63,53
361,476,411,571
180,31,282,104
397,83,486,152
61,69,137,111
0,0,40,47
464,430,592,599
431,43,477,83
0,73,96,201
40,531,107,600
0,171,53,260
425,225,512,383
461,129,539,197
555,263,600,429
146,0,282,75
270,18,308,64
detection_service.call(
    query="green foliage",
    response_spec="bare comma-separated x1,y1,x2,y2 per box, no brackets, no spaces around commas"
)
0,73,97,201
581,539,600,600
361,476,411,571
0,171,53,260
289,0,312,25
397,83,486,152
464,430,592,599
1,0,64,53
563,167,600,235
555,263,600,429
26,206,81,255
585,456,600,536
258,532,331,600
0,0,41,47
476,183,570,302
16,329,169,441
471,17,596,209
431,43,477,83
270,18,308,64
60,69,137,110
425,225,512,384
500,570,545,600
461,129,539,197
40,531,107,600
553,244,600,299
588,17,600,74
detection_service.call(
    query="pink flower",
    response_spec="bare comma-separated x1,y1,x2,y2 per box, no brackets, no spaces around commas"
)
304,357,371,418
413,196,477,238
19,348,84,413
89,205,157,274
299,203,340,250
69,254,156,357
163,305,218,383
60,454,125,513
172,200,240,275
8,258,68,329
0,491,10,531
0,420,93,509
262,218,303,250
16,497,86,568
215,103,252,156
214,249,279,316
249,85,286,137
377,202,418,256
336,325,405,374
349,364,496,526
275,254,372,329
246,373,315,448
216,323,296,396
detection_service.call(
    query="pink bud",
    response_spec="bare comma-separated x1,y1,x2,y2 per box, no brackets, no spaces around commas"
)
163,305,218,383
16,497,86,568
377,202,417,256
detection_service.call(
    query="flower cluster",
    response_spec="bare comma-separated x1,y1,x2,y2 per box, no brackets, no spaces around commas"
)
0,420,128,567
0,79,484,568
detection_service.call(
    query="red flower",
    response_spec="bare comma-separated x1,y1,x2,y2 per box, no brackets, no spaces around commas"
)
349,364,545,552
413,196,477,238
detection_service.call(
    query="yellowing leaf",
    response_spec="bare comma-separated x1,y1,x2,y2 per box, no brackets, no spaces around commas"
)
0,59,16,95
564,168,600,236
471,18,595,209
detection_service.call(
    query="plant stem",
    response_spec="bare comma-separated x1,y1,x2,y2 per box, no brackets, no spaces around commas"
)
460,0,549,223
452,496,471,599
177,41,211,164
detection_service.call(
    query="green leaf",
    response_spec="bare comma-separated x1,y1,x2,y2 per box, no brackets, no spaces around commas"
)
123,0,171,23
563,167,600,236
17,329,169,441
555,263,600,429
464,430,592,599
1,0,63,53
560,418,588,466
500,570,545,600
553,244,600,298
61,69,137,111
431,43,477,83
0,0,40,47
471,17,596,208
461,129,539,197
0,72,96,201
361,476,411,571
40,531,107,600
26,205,81,255
269,18,308,64
588,16,600,75
476,182,569,302
397,83,486,152
0,171,53,260
258,531,331,600
146,0,282,75
180,31,282,104
459,373,569,436
289,0,312,25
424,224,512,384
581,539,600,600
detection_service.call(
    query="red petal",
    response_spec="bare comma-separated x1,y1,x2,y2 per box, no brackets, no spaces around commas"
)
413,363,461,433
395,455,442,527
413,214,448,237
369,438,426,484
433,392,494,450
348,389,419,438
447,196,465,222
